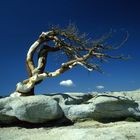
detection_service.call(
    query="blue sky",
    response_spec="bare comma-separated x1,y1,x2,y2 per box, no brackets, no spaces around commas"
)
0,0,140,96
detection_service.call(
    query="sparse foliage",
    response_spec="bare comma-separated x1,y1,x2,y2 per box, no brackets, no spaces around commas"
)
11,24,129,97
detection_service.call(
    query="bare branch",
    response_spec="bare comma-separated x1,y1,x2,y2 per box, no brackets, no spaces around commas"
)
11,24,128,97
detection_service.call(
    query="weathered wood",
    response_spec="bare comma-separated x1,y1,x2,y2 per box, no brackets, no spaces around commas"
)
11,25,127,96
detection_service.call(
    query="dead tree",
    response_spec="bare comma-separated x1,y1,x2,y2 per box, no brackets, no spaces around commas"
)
10,24,128,97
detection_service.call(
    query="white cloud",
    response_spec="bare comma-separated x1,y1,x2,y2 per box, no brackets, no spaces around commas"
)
96,85,104,89
59,80,74,87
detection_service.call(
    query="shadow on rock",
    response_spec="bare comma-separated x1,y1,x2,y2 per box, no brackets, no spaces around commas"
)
0,117,74,129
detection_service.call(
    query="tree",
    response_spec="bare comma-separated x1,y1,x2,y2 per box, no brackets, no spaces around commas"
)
10,24,128,97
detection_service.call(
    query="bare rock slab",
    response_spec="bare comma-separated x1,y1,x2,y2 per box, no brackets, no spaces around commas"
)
0,95,63,123
0,90,140,124
60,94,140,122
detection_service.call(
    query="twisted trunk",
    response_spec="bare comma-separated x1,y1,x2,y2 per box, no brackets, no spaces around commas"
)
10,28,127,97
12,33,61,96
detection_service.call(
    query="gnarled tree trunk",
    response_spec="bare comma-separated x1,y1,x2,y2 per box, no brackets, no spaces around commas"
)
10,25,128,97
